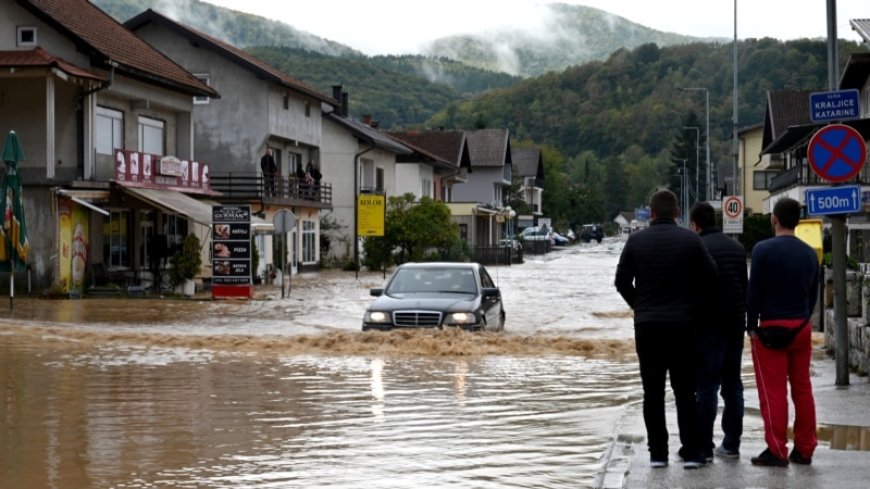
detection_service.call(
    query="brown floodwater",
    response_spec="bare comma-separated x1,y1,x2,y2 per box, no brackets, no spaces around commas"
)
10,240,840,488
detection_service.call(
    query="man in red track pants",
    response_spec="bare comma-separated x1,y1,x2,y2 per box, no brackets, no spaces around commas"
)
746,197,819,466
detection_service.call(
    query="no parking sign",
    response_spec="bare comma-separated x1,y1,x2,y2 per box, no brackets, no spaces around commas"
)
807,124,866,183
722,195,743,234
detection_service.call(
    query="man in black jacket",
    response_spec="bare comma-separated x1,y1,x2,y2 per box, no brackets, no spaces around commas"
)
615,189,717,469
690,202,747,461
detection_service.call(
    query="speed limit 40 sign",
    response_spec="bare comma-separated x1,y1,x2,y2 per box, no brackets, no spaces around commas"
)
722,195,743,234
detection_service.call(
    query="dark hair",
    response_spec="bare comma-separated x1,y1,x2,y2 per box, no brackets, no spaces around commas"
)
649,189,678,219
773,197,801,229
690,202,716,230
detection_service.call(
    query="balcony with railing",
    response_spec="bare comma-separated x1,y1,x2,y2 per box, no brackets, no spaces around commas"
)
210,172,332,208
768,161,870,193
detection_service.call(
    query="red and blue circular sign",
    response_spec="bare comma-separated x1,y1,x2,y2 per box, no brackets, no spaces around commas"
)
807,124,866,183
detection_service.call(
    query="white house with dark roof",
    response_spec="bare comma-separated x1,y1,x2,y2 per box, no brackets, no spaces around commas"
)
0,0,216,293
511,147,544,223
320,87,412,264
445,128,512,252
126,8,339,275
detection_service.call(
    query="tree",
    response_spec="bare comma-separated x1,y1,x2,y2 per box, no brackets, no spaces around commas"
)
362,194,463,270
670,110,705,202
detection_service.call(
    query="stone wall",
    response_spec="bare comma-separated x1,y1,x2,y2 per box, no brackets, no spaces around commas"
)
823,270,870,375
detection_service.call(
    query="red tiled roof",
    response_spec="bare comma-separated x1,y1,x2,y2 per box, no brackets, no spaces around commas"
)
124,9,335,104
0,47,105,81
17,0,216,97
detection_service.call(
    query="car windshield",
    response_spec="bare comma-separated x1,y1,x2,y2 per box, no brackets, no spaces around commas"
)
386,267,477,295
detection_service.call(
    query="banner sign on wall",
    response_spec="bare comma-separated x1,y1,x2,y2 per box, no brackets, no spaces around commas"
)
114,149,211,192
212,205,252,299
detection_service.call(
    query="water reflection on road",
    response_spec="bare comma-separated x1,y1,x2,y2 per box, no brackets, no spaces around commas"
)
1,240,643,488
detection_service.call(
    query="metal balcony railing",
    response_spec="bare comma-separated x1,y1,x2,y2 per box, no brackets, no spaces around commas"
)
768,162,870,193
210,173,332,208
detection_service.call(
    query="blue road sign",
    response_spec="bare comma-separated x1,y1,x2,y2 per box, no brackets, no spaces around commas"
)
806,185,862,216
635,207,650,221
809,89,860,123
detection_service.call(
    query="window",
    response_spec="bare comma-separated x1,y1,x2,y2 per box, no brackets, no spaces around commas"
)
103,210,132,268
459,223,468,242
493,184,503,206
193,74,210,104
138,116,164,155
96,106,123,155
139,210,155,270
360,158,374,191
305,100,311,117
422,178,432,199
753,170,778,190
163,214,189,257
302,220,316,263
16,26,36,47
376,167,385,193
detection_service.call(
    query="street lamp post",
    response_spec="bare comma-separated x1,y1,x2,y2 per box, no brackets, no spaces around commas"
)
679,87,710,201
682,126,700,206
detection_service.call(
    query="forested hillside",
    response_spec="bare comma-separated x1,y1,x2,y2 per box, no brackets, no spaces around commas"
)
93,0,360,56
434,39,866,225
424,3,711,77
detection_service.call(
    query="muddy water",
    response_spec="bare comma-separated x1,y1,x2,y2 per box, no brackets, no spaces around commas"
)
1,241,644,488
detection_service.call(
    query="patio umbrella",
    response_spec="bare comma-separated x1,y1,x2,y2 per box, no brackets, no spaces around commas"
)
0,131,29,309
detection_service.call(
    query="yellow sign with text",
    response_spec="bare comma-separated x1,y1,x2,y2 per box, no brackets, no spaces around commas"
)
358,194,385,237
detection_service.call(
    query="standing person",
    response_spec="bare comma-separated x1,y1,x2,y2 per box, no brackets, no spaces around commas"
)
260,148,277,196
689,202,747,461
615,189,717,469
746,197,819,467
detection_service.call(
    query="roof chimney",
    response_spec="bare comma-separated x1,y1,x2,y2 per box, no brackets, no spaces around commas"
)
341,91,349,117
332,84,343,101
362,114,372,126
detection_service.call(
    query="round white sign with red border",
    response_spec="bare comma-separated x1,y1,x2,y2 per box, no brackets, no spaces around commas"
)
723,195,743,220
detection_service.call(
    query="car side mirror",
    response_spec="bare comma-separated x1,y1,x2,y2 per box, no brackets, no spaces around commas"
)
370,288,383,297
482,287,500,299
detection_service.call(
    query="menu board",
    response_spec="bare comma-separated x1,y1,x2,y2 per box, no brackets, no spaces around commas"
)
212,205,252,298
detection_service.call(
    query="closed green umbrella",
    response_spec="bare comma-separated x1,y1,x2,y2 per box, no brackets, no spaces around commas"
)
1,131,29,308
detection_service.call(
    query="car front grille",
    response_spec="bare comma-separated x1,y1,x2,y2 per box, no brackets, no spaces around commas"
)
393,311,442,327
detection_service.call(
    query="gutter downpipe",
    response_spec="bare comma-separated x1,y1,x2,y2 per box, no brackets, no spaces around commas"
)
76,61,115,181
354,144,375,279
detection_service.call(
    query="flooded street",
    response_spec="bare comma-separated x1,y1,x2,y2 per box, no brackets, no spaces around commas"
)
2,240,644,488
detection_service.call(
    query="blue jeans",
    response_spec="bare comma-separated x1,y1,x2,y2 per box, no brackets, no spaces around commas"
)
696,329,745,455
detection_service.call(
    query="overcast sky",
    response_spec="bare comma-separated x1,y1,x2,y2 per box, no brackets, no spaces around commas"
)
206,0,867,55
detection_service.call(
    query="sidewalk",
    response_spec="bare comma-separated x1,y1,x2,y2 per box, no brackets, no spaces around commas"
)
601,350,870,489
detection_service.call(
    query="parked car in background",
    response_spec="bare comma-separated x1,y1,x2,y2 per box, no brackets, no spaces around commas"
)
551,231,570,245
519,225,554,244
580,224,604,243
362,262,505,332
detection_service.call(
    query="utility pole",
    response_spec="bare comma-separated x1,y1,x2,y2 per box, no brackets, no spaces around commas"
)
827,0,849,386
732,0,739,198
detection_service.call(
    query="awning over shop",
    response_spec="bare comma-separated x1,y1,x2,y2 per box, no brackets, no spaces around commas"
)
121,186,214,226
55,188,110,216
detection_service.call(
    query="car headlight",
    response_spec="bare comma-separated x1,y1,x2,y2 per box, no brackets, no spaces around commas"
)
365,311,391,323
444,312,476,324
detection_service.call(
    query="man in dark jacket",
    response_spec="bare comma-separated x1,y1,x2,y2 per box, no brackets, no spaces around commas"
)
690,202,747,461
260,148,277,196
615,189,717,469
746,197,819,467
